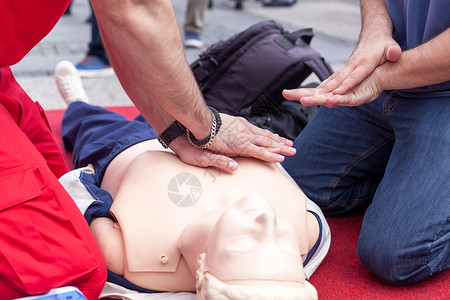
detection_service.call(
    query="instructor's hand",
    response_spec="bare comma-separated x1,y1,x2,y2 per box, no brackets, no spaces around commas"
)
210,114,296,162
170,114,296,172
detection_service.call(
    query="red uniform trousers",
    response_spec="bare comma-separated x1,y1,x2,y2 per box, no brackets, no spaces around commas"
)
0,67,106,299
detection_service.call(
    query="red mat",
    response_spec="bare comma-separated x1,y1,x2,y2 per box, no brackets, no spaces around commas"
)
46,107,449,300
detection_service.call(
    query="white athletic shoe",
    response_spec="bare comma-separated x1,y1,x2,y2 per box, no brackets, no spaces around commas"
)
55,60,90,105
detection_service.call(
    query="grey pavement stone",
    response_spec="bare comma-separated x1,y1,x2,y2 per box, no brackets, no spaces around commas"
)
11,0,360,110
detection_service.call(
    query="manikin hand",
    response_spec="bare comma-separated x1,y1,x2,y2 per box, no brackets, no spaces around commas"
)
170,114,296,172
283,34,401,107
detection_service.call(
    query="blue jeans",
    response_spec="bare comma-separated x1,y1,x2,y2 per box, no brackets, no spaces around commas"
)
87,4,110,65
282,91,449,285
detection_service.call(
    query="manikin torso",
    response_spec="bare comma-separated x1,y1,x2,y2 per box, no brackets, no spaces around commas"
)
92,140,318,292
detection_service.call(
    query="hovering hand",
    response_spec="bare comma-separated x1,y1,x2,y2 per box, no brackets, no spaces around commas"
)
283,35,401,107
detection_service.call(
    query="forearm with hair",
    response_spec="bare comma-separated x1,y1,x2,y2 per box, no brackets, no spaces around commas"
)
91,0,212,137
377,28,450,91
112,59,175,134
359,0,394,42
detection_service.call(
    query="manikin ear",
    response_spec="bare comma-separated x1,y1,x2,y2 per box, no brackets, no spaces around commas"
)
196,253,207,295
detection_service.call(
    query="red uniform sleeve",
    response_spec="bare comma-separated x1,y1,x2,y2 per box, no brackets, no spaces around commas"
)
0,0,70,67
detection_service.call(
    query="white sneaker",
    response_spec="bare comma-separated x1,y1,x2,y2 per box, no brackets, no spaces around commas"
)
55,60,89,105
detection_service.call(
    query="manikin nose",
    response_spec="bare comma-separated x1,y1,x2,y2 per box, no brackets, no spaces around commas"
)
254,210,277,238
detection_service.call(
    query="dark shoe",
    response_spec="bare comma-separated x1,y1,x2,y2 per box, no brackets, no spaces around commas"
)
235,0,243,10
262,0,297,7
63,2,72,15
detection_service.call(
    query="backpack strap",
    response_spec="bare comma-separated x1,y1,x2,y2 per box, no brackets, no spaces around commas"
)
274,28,314,50
304,58,334,82
274,28,333,81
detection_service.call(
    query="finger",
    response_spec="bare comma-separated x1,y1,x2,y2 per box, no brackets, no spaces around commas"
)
326,88,374,107
172,136,240,171
282,87,316,101
208,154,239,172
250,126,294,147
241,143,286,163
333,64,373,95
325,94,359,107
318,62,358,93
218,115,292,147
300,91,334,106
316,75,332,89
249,130,297,155
318,72,344,93
263,147,283,154
245,134,296,157
324,95,343,107
183,150,239,172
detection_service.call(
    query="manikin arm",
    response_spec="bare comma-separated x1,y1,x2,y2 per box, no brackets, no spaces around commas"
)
89,217,124,276
89,0,296,171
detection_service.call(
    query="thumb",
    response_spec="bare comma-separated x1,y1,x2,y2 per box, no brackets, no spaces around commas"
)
386,44,402,62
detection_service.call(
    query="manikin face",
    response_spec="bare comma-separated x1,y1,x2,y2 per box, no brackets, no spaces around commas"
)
203,194,305,286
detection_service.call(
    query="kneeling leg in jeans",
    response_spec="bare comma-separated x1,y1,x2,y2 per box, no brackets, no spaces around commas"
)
282,92,449,285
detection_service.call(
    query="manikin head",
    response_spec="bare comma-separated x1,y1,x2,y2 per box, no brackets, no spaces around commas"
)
195,195,318,300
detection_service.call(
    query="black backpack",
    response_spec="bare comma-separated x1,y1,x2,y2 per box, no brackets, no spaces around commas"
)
190,20,333,140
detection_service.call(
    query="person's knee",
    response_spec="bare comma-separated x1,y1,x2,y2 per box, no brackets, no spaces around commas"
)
357,242,403,284
357,230,448,285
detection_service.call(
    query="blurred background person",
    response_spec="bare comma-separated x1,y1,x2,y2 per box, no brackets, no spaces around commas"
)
184,0,209,48
75,3,114,77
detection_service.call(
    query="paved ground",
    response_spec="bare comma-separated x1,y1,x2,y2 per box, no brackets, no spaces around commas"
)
11,0,361,110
